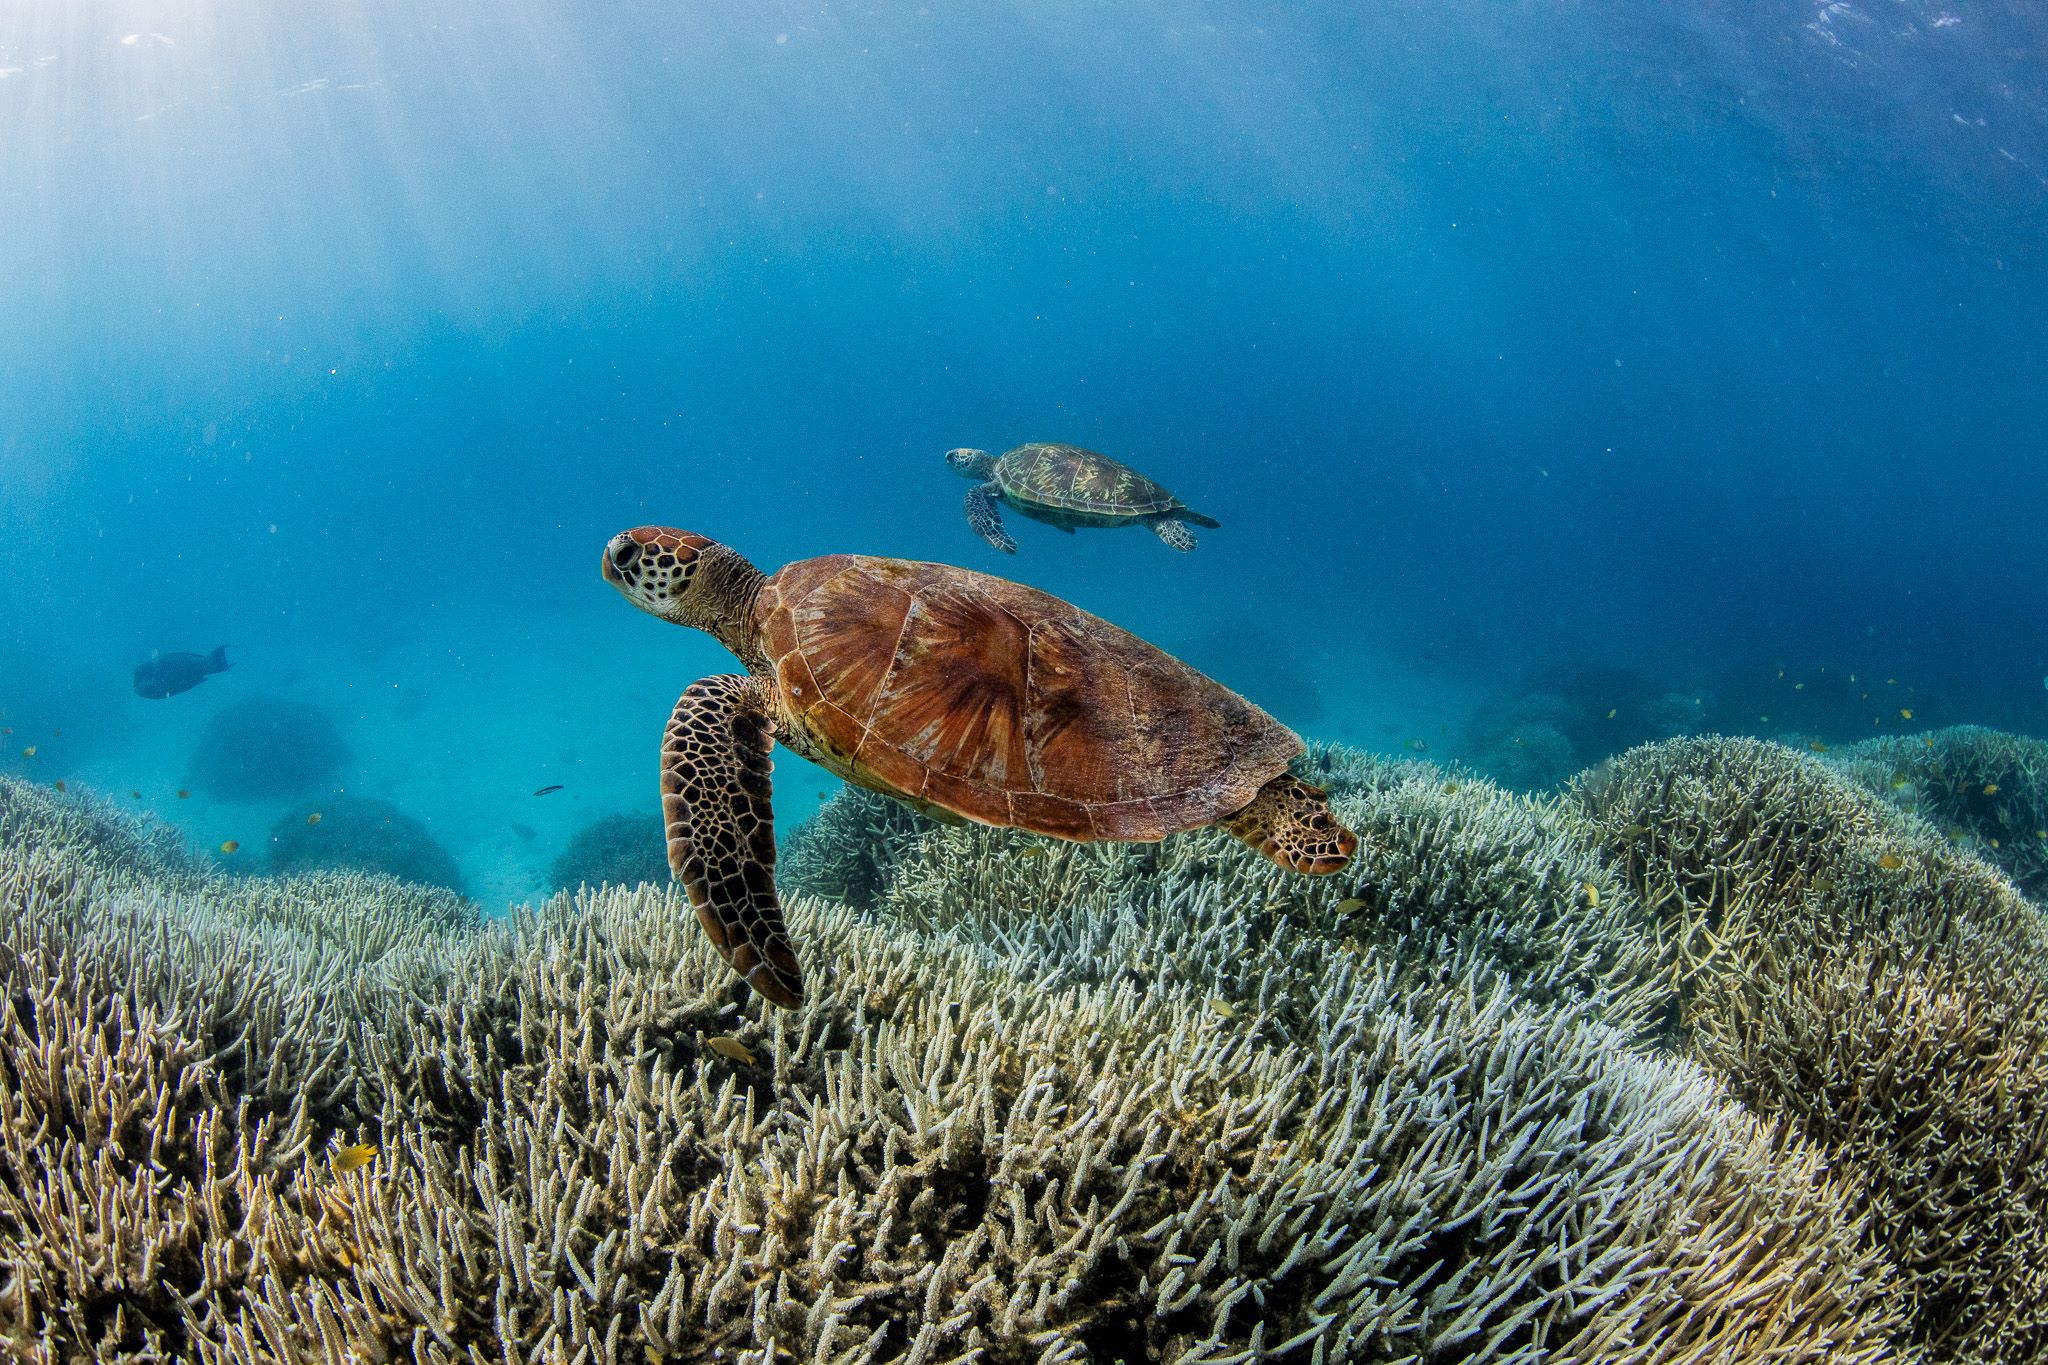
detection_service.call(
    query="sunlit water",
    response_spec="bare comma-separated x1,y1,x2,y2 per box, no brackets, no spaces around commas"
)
2,0,2043,904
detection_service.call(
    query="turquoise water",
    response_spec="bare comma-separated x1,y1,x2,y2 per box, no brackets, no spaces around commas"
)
1,0,2043,903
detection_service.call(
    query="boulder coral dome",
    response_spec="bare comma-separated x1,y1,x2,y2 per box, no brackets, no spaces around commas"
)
1,728,2043,1362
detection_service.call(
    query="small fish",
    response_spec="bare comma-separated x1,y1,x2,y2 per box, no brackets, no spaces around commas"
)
53,780,65,792
133,646,231,699
1,726,9,734
532,784,564,796
1900,708,1914,720
1849,674,1857,683
129,790,142,799
1923,737,1935,748
2036,830,2046,841
1887,678,1898,685
1760,715,1769,723
176,789,189,799
1441,781,1459,794
704,1035,755,1065
331,1143,376,1174
1983,783,2000,796
1582,881,1600,907
1606,708,1617,719
1206,998,1237,1020
1878,853,1904,870
1794,682,1805,691
1990,837,2001,849
1019,845,1048,859
1406,738,1427,752
306,811,323,825
219,840,239,854
21,746,34,758
1808,741,1828,753
1776,670,1785,678
1333,897,1369,915
1890,777,1909,790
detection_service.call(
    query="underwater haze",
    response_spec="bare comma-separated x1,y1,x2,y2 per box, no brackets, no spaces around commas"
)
2,0,2045,902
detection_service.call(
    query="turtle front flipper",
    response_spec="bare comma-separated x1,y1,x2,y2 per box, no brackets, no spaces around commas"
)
661,674,804,1007
965,483,1018,554
1220,774,1357,875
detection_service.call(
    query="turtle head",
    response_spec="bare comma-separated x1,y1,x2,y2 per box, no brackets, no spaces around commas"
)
603,528,764,651
946,447,997,480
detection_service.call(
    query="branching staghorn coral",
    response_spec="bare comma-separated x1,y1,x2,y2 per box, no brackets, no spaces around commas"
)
868,752,1665,1044
0,772,1909,1363
1569,736,2048,1365
1827,726,2048,902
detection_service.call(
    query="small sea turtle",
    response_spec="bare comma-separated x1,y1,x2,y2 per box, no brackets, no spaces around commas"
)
945,443,1221,553
602,527,1358,1007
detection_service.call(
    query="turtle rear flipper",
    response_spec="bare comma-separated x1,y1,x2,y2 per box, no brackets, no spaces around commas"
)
662,674,805,1007
965,483,1018,553
1221,775,1356,875
1151,516,1198,551
1181,509,1221,529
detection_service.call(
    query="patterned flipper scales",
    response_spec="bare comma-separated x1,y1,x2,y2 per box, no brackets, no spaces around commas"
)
661,674,805,1007
965,483,1017,554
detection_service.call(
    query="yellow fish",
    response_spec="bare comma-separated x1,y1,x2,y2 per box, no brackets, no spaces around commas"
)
1890,777,1909,791
1606,708,1617,719
1877,853,1904,870
1983,783,2000,796
1794,682,1806,691
219,840,240,855
1206,998,1237,1020
1808,741,1828,753
331,1143,376,1174
1899,708,1913,720
307,811,323,826
704,1035,755,1065
1582,882,1600,907
21,746,34,758
1333,897,1369,915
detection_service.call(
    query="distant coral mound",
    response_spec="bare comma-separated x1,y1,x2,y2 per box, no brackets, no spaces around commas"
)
267,793,463,892
5,726,2047,1361
1831,724,2048,901
544,811,668,891
1571,736,2048,1361
184,694,350,801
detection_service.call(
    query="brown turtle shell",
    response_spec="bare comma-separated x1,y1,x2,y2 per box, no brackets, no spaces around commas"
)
996,443,1181,519
755,555,1301,840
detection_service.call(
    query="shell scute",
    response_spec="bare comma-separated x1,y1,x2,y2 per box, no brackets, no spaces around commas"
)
999,443,1178,518
759,555,1300,839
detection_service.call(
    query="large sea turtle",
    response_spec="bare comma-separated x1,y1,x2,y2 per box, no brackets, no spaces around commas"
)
945,443,1221,553
602,527,1358,1007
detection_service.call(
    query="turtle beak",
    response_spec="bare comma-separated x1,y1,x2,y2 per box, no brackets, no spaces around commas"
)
601,533,637,587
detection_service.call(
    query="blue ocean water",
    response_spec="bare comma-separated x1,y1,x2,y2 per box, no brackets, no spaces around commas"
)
1,0,2043,902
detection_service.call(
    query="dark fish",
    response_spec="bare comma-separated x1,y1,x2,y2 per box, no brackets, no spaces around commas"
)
532,784,564,796
134,646,231,699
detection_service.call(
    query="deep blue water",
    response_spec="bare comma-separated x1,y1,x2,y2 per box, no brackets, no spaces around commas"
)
2,0,2044,898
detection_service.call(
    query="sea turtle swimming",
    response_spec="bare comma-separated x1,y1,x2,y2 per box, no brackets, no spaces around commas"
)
945,443,1222,553
602,527,1358,1007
